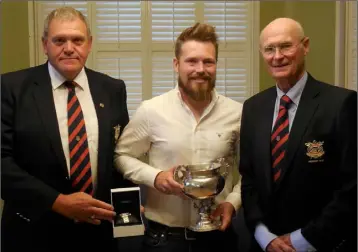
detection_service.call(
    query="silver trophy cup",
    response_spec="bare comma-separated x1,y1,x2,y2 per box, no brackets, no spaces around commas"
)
174,162,228,232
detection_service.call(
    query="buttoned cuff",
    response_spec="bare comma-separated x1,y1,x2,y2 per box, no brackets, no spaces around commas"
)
290,229,316,252
254,223,277,251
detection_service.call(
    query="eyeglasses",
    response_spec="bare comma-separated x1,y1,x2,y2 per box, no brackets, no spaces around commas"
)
261,38,305,57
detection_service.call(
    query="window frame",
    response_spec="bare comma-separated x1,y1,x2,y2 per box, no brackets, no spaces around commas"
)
335,1,357,90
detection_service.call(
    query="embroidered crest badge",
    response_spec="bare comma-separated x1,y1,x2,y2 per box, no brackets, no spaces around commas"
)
305,140,325,159
113,125,121,143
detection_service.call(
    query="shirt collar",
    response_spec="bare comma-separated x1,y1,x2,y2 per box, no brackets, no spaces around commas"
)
276,71,308,106
48,62,86,90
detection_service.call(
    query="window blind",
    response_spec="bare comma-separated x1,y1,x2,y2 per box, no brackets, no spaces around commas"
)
33,1,259,117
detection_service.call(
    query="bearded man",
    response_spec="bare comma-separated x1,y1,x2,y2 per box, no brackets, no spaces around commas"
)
113,23,242,252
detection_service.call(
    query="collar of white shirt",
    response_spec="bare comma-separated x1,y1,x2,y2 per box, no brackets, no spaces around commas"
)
275,71,308,106
48,62,87,91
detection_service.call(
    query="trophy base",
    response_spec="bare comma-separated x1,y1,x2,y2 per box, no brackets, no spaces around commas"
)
188,219,221,232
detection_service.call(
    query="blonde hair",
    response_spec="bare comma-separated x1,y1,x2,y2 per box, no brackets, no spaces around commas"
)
175,22,219,61
43,6,91,39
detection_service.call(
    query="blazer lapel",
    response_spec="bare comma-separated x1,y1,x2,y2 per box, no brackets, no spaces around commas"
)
256,88,277,197
32,64,68,177
275,75,320,191
85,68,111,197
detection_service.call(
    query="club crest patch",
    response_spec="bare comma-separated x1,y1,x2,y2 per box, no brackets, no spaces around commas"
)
114,124,121,143
305,140,325,163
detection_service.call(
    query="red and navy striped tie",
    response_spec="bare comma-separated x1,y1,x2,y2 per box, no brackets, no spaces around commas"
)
64,81,93,195
271,95,292,183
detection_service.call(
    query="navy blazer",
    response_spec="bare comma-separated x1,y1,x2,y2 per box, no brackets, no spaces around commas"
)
239,74,357,251
1,63,134,252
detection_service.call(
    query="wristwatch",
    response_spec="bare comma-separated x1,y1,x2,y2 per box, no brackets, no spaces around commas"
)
120,213,131,223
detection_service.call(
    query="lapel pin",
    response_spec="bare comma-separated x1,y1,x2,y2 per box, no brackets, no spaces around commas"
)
99,103,104,108
76,136,80,141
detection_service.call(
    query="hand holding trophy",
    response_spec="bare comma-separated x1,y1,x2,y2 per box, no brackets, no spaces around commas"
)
173,157,229,232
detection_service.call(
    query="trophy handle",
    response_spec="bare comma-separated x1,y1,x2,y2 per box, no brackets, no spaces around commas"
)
215,157,229,178
221,171,229,178
173,165,186,184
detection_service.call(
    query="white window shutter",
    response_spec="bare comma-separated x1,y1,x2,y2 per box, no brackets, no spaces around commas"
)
151,1,196,42
204,1,251,102
216,53,248,103
94,1,141,43
39,1,88,18
152,55,176,97
204,2,249,43
33,1,259,117
92,2,143,116
150,1,195,98
96,54,142,116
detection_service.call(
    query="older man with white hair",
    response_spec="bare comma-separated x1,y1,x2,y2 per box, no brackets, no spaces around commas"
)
239,17,357,252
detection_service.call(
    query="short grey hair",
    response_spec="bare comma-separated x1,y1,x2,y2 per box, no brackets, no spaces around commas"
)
43,6,91,39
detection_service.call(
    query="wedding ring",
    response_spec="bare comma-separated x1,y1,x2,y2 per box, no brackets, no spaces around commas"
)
90,214,96,219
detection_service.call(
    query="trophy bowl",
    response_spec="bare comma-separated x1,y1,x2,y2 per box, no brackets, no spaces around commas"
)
174,162,227,232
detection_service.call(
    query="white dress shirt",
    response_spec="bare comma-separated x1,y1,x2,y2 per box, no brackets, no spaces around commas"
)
114,86,243,227
48,63,99,189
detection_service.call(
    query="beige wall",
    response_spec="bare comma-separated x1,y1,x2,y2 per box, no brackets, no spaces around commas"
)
0,1,31,215
1,1,30,74
259,1,336,91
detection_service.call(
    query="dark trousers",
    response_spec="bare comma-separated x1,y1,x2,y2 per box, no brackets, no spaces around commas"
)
2,218,118,252
141,220,239,252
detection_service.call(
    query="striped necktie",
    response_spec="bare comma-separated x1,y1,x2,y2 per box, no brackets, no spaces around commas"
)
271,95,292,183
64,81,93,195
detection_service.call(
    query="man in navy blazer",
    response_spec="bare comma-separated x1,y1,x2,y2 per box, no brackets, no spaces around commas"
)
239,18,357,252
1,7,133,252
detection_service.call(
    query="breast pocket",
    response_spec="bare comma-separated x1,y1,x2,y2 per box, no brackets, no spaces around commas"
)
204,131,233,142
201,131,236,157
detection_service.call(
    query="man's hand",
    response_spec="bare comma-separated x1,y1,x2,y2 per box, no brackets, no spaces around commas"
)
281,234,294,247
210,202,235,231
266,235,296,252
154,167,184,196
52,192,116,225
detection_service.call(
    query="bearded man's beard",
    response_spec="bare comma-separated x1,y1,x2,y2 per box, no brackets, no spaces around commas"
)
178,75,216,101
